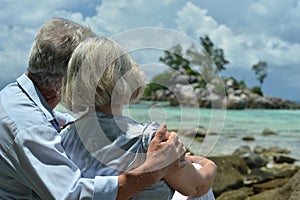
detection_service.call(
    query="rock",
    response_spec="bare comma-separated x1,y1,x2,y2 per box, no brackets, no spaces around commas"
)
251,97,275,109
242,135,255,141
194,137,204,142
244,154,268,169
168,94,179,106
274,155,297,164
216,187,253,200
225,78,235,87
208,156,248,196
170,74,190,85
253,145,265,154
233,146,268,169
252,178,289,193
275,170,300,200
226,93,246,109
188,75,200,84
246,168,275,184
245,159,298,184
195,87,209,99
171,84,198,106
226,88,234,95
262,129,277,135
210,92,223,108
265,146,291,155
261,163,299,179
247,188,279,200
257,145,291,158
177,128,206,138
225,78,241,90
206,83,216,93
212,162,244,196
210,155,249,175
154,89,166,100
233,145,252,156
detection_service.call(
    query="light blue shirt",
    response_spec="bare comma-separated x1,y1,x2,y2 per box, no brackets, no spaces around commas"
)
61,111,174,200
0,74,118,199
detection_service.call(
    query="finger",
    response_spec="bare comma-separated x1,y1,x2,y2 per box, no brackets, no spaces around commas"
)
154,124,167,141
178,138,186,153
168,133,186,157
178,142,186,158
167,131,178,143
186,155,196,162
188,155,206,165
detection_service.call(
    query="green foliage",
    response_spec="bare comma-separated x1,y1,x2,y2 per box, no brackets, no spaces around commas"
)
186,46,213,83
252,86,263,96
143,83,166,97
151,71,173,85
226,77,242,90
186,35,229,83
200,35,214,55
143,71,173,97
185,68,200,75
200,35,229,72
158,35,229,86
239,80,247,89
159,45,190,71
252,61,268,87
194,80,207,89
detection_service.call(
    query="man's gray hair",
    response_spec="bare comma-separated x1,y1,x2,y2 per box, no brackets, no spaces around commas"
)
62,37,146,113
27,17,96,89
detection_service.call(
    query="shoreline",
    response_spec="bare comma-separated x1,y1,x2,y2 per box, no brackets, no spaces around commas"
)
187,143,300,199
177,127,300,163
178,125,300,199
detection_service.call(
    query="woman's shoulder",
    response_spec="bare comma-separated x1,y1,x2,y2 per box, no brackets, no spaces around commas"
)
60,123,79,145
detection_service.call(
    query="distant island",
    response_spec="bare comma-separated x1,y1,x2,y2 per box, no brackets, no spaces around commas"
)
142,35,300,110
142,74,300,109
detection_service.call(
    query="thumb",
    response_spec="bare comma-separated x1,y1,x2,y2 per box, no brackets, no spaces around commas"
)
154,124,167,141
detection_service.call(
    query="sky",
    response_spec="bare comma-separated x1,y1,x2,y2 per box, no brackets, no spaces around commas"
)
0,0,299,101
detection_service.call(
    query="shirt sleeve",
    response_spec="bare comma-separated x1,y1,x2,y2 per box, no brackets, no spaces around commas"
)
11,125,118,200
94,176,118,200
53,110,75,127
141,121,160,151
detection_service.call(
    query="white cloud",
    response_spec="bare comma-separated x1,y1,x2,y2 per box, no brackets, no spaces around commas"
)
1,1,73,26
176,2,218,36
83,0,186,35
0,24,34,83
174,1,300,68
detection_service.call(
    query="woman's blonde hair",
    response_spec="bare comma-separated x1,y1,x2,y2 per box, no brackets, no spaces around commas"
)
62,37,146,113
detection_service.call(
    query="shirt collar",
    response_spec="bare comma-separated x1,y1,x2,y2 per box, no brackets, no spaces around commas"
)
16,74,54,122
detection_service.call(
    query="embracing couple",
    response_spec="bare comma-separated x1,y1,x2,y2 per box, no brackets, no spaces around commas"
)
0,17,216,200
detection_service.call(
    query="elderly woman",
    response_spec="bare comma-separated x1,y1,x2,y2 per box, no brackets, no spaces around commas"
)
61,37,216,200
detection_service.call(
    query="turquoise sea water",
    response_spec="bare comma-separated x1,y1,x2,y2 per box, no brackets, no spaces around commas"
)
122,101,300,161
56,101,300,161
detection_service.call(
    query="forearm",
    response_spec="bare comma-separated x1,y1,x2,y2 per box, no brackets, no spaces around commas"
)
116,164,164,200
192,158,217,197
164,156,216,197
